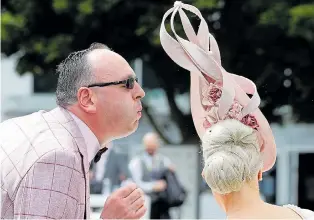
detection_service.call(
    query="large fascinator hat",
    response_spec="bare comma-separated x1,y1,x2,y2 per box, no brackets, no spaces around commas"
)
159,1,276,172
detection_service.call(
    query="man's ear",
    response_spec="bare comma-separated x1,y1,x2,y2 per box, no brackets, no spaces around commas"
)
77,87,96,113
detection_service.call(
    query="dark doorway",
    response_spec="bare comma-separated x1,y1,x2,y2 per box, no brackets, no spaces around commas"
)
298,153,314,209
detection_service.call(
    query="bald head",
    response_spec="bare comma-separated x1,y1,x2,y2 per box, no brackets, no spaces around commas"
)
143,132,160,155
87,48,135,83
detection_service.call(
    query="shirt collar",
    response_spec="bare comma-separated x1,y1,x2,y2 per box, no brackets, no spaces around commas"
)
69,111,101,163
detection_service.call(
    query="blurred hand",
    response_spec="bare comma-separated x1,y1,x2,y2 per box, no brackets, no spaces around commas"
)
100,183,146,219
153,180,167,192
119,174,126,181
89,171,94,180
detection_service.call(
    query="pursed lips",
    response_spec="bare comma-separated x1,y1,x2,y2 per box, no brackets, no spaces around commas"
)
137,103,142,119
137,103,142,112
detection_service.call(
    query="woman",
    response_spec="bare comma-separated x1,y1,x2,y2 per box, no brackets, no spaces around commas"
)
159,1,314,219
201,119,313,219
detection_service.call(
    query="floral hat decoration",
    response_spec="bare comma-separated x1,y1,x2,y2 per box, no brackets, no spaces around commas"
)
159,1,276,172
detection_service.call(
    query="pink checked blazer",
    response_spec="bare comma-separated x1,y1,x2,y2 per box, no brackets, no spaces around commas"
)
1,107,91,219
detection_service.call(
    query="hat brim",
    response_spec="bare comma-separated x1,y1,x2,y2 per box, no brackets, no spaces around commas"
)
231,74,277,172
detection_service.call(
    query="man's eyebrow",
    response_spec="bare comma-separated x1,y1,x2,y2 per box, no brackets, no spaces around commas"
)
115,74,136,82
126,74,137,79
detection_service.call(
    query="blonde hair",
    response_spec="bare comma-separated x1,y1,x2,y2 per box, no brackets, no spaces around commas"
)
201,119,263,194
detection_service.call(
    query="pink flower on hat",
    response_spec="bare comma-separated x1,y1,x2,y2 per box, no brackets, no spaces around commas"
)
241,114,259,129
201,83,222,106
201,82,259,131
203,119,211,129
226,101,243,119
203,104,220,130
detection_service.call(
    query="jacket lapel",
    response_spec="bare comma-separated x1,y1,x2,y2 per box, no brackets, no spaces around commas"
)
73,137,90,219
48,107,90,219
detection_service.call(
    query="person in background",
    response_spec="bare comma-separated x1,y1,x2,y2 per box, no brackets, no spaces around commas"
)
129,132,174,219
91,142,131,193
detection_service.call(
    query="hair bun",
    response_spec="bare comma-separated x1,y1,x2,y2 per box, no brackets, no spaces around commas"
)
201,119,263,194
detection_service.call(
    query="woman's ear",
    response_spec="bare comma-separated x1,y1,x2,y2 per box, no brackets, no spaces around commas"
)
258,170,263,181
201,169,205,179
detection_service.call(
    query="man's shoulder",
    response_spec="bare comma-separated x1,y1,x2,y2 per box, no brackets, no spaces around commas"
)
0,110,49,147
159,153,171,159
129,153,144,165
0,106,73,129
133,151,148,160
0,108,58,132
0,107,81,169
0,109,46,127
0,107,78,146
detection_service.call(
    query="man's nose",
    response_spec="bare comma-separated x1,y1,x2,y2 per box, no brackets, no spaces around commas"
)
134,82,145,99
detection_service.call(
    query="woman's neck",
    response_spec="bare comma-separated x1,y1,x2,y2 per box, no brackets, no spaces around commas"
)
223,184,265,218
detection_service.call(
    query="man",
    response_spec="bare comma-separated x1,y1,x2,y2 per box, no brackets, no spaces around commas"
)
0,43,146,219
129,132,174,219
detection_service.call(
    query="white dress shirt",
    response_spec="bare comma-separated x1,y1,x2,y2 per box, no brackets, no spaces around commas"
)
128,152,172,193
69,112,101,164
94,143,113,181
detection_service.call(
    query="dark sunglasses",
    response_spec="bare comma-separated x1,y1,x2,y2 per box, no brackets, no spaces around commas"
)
87,77,138,89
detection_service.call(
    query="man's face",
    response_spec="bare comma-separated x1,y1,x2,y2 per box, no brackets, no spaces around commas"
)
88,49,145,140
143,133,160,155
146,143,158,155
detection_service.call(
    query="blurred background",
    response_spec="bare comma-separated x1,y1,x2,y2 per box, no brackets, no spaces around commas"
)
1,0,314,218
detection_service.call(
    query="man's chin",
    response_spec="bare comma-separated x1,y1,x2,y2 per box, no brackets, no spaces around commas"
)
129,120,139,134
128,121,140,135
114,121,139,139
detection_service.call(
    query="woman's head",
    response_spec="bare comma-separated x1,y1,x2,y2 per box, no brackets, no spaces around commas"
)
201,119,263,196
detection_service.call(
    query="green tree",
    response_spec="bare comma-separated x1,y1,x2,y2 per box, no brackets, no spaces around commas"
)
2,0,314,144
